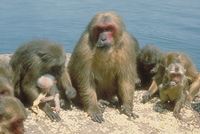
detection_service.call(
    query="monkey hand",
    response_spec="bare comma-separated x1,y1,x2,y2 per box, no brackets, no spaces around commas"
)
170,81,177,87
40,97,46,103
173,113,182,120
141,92,152,104
88,107,105,123
120,106,139,120
98,99,110,113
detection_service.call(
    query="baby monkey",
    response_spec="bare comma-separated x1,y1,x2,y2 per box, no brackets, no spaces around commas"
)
159,62,189,119
37,74,60,112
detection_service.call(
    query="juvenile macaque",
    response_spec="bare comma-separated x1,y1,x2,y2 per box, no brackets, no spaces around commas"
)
142,52,200,105
37,74,60,112
0,96,27,134
0,74,14,98
136,45,163,89
159,62,189,119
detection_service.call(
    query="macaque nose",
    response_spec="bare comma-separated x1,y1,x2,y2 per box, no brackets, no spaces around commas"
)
101,34,107,42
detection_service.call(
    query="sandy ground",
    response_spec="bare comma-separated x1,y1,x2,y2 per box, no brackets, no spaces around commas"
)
24,90,200,134
0,54,199,134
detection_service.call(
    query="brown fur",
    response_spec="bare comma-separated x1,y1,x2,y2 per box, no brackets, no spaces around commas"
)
159,62,189,119
0,74,14,98
136,44,163,89
0,96,27,134
68,12,140,123
142,52,200,105
9,39,70,121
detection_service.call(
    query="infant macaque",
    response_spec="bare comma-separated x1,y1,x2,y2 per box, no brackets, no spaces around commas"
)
37,74,60,112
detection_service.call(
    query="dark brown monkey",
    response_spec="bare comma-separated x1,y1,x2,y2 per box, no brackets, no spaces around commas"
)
142,52,200,105
0,96,27,134
0,74,14,98
159,62,189,119
136,44,163,89
68,12,140,123
9,39,76,121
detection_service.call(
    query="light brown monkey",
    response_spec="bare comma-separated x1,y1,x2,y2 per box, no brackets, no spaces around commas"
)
0,96,27,134
68,12,140,123
9,39,76,121
142,52,200,106
37,74,60,112
136,44,163,89
0,74,14,98
159,62,189,119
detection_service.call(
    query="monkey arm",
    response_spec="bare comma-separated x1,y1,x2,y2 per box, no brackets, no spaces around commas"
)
142,66,165,103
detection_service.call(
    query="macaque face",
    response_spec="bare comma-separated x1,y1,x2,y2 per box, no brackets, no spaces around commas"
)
170,72,183,84
93,18,117,48
10,116,25,134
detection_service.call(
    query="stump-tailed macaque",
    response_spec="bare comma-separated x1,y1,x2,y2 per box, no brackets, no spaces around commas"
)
68,12,140,123
0,96,27,134
0,74,14,98
136,45,163,89
37,74,60,112
142,52,200,106
9,39,70,121
159,62,189,119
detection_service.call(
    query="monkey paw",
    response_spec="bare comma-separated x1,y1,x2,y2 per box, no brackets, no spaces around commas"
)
90,113,105,123
141,92,152,103
98,99,110,113
120,107,139,120
173,113,182,120
170,81,176,87
185,100,192,108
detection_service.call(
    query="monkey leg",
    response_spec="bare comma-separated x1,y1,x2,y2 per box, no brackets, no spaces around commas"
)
83,89,104,123
186,73,200,106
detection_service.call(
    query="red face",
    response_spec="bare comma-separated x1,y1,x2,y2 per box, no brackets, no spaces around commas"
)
93,21,117,48
170,73,182,83
10,116,25,134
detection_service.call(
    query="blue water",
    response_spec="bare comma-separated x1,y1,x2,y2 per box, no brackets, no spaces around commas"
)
0,0,200,71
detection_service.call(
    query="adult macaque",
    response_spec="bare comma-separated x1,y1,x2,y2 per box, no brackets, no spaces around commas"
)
136,45,163,89
0,96,27,134
159,62,189,119
68,12,140,123
37,74,60,112
9,39,75,121
142,52,200,105
0,74,14,98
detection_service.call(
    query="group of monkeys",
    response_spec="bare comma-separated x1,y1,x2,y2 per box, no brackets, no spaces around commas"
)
0,11,199,133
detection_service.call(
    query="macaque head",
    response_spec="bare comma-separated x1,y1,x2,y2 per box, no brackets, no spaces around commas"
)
37,74,57,93
166,62,186,84
0,96,27,134
88,12,125,48
139,45,163,72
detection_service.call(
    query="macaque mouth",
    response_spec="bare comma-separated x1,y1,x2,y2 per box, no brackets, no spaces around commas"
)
97,43,112,48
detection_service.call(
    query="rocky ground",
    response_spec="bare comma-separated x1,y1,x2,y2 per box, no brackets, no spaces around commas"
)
24,90,200,134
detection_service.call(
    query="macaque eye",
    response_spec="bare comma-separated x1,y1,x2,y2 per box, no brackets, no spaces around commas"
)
171,73,176,77
98,27,103,32
105,27,112,31
0,90,6,95
177,74,181,77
